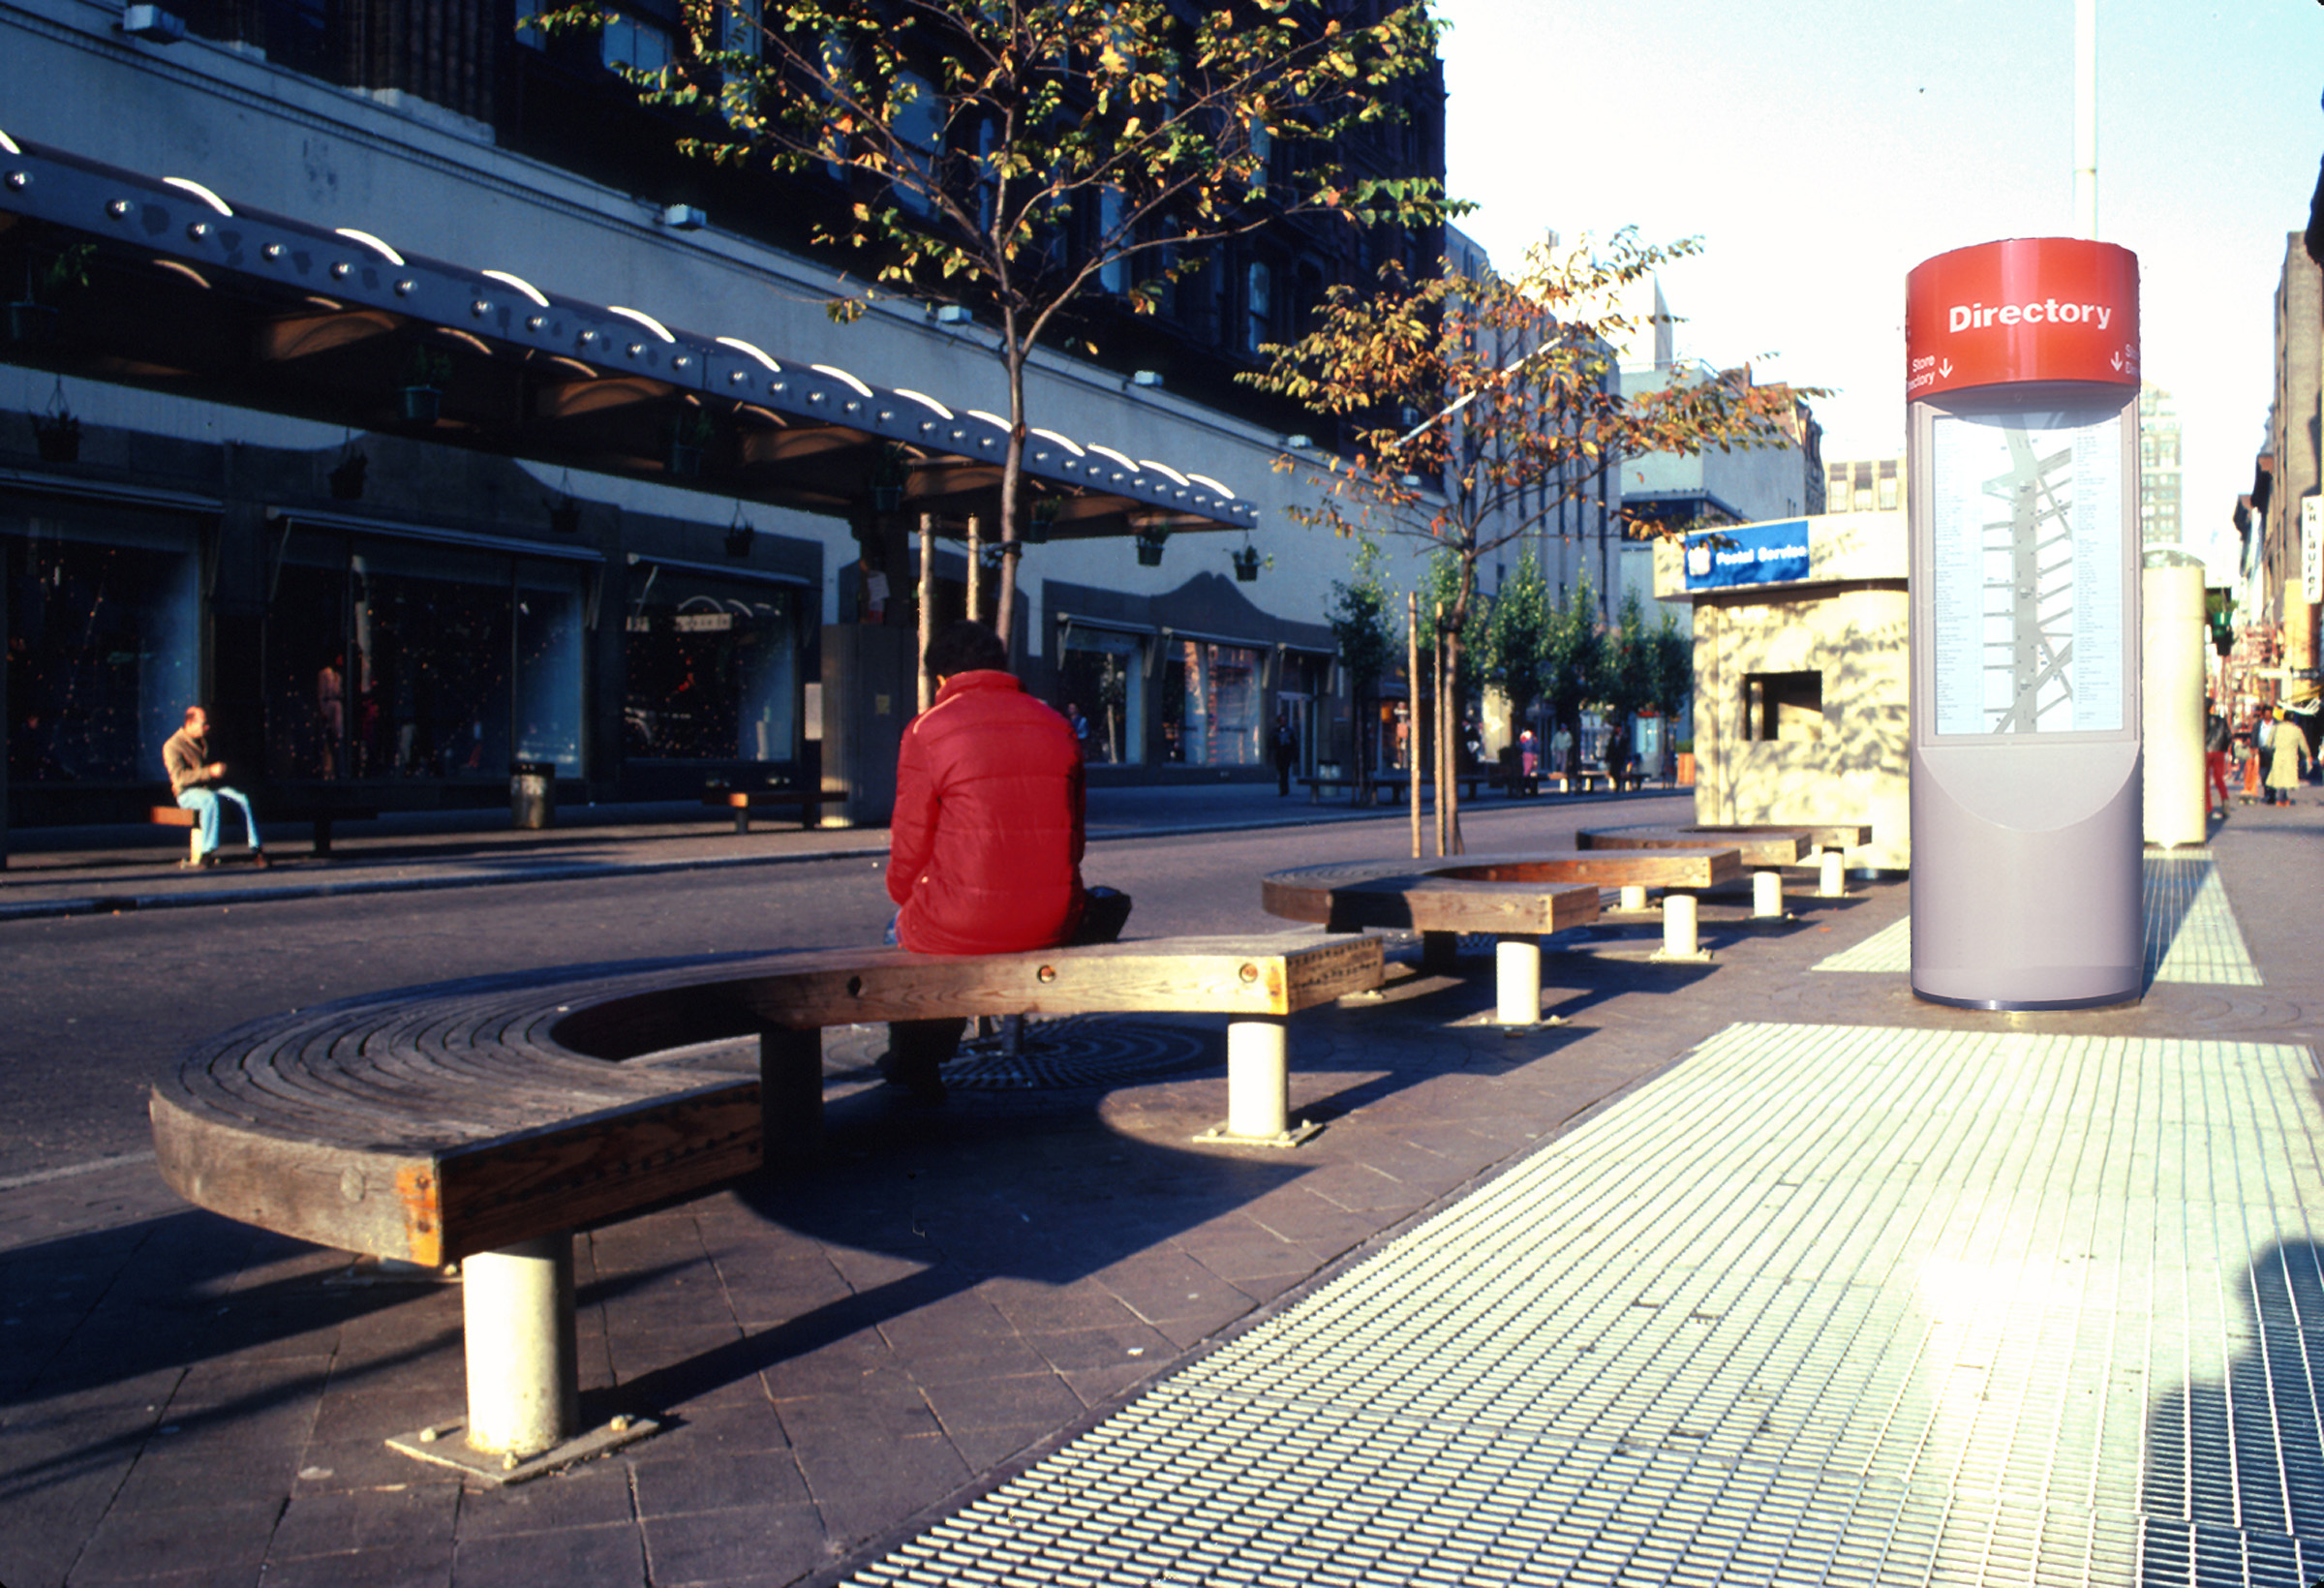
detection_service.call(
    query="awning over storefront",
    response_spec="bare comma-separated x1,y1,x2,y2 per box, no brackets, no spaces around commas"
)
0,130,1257,540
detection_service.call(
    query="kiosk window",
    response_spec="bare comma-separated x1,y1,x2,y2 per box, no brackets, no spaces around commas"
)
1745,671,1823,742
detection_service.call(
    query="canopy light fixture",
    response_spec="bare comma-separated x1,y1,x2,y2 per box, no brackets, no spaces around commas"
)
118,6,186,42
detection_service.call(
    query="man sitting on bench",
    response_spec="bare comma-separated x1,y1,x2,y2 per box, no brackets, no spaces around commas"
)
164,705,267,870
882,621,1128,1101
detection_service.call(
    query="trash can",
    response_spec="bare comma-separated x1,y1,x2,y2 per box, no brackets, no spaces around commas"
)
510,760,556,830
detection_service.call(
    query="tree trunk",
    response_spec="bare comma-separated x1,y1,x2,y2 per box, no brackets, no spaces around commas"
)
1407,594,1422,860
994,341,1027,650
917,514,935,714
965,515,983,625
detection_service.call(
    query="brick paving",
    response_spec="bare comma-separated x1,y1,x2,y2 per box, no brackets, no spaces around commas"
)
2,795,2318,1587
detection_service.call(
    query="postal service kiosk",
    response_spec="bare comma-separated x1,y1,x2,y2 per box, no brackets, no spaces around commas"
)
1905,237,2144,1009
1653,513,1911,874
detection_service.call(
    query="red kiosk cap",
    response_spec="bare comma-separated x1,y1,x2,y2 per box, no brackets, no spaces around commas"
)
1906,237,2140,402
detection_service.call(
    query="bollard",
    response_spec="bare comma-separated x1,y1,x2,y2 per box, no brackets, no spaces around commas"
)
1663,893,1700,958
1225,1017,1290,1139
1619,883,1648,912
462,1235,580,1458
1819,850,1847,899
1495,935,1542,1024
1753,870,1784,919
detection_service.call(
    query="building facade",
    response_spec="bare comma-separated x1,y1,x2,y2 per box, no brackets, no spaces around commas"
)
0,0,1450,844
2139,384,2183,548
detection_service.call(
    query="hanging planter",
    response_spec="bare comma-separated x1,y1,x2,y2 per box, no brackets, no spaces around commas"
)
7,244,91,350
1232,545,1262,583
6,300,59,348
870,444,909,512
1023,496,1059,545
724,502,755,559
666,407,716,476
30,377,80,462
398,347,452,427
1134,528,1168,567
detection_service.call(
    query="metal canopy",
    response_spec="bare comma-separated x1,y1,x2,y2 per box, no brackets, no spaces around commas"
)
0,132,1257,540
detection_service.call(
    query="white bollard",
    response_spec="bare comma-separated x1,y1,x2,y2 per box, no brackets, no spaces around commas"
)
1819,850,1847,899
1663,893,1700,958
463,1234,580,1458
1225,1017,1290,1140
1495,935,1542,1024
1753,870,1784,919
1619,883,1648,913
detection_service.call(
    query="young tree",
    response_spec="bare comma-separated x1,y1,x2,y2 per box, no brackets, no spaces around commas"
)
1246,229,1818,824
1326,538,1400,796
1600,588,1657,783
1483,548,1550,755
550,0,1455,645
1647,608,1693,779
1541,573,1605,779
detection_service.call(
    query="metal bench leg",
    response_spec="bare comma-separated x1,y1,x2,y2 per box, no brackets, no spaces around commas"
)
734,808,750,836
463,1234,580,1457
760,1026,822,1161
1494,935,1541,1024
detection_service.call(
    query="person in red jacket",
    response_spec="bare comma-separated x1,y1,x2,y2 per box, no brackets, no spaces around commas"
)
882,621,1127,1099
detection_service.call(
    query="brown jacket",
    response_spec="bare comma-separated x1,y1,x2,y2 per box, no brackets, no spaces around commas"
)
164,727,213,796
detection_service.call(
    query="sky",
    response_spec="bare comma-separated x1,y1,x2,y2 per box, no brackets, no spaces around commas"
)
1435,0,2323,578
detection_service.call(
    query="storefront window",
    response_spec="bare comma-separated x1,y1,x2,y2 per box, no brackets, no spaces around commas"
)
1160,639,1262,767
4,512,199,783
624,565,800,762
1056,629,1143,765
266,529,586,780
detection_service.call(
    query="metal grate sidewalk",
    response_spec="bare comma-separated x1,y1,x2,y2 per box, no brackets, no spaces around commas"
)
1814,854,2261,986
847,1023,2324,1587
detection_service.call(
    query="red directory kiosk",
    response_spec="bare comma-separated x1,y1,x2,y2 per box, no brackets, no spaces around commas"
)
1905,238,2144,1009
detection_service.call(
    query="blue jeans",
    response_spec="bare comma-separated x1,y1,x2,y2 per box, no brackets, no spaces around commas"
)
175,785,260,857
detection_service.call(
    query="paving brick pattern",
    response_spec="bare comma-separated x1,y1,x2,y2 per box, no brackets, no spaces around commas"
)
4,798,2319,1588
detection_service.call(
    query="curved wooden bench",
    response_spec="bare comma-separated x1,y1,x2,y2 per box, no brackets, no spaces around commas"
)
149,933,1382,1480
1261,849,1740,1023
1576,825,1819,868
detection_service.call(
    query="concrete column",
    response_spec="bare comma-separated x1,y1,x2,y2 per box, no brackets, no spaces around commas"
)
1819,851,1846,898
1494,935,1541,1024
462,1235,579,1458
759,1026,822,1163
1663,894,1700,958
2142,560,2207,847
1753,870,1784,919
1619,884,1648,912
1225,1017,1289,1139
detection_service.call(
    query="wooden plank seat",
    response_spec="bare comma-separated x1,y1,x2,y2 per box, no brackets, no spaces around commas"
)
147,804,202,865
1575,825,1818,869
1261,848,1740,1024
148,932,1383,1479
702,786,822,833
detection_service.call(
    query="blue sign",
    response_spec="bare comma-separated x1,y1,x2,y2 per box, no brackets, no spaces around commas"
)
1683,519,1812,591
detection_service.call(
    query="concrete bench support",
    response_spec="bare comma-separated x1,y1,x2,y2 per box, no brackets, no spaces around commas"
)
464,1235,579,1456
1819,851,1847,898
1655,894,1711,963
1215,1016,1298,1144
1754,871,1785,919
1495,937,1541,1025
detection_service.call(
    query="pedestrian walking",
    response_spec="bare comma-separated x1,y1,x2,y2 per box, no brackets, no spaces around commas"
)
2205,706,2232,815
2266,709,2309,805
1271,711,1300,797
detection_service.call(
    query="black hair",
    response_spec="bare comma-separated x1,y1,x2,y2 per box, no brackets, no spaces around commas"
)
925,620,1010,678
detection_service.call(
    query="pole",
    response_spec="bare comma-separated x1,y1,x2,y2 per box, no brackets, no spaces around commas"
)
964,514,984,626
1407,593,1422,860
1433,605,1449,858
917,514,935,714
2074,0,2097,238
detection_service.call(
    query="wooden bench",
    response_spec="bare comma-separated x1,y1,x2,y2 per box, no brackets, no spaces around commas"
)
1576,824,1818,869
148,932,1382,1481
1301,774,1489,806
703,786,823,832
1262,847,1740,1023
152,795,378,860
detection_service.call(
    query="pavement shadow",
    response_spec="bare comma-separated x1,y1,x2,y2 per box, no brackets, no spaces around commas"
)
2139,1237,2324,1583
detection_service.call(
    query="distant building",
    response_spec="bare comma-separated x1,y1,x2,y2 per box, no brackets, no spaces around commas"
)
1824,455,1907,517
1618,361,1825,538
2140,385,2184,547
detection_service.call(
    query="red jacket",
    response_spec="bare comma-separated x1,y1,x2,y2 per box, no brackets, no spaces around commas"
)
888,670,1086,954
